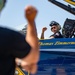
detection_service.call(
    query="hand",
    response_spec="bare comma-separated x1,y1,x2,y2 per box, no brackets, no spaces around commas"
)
25,5,37,22
42,27,47,33
15,48,39,74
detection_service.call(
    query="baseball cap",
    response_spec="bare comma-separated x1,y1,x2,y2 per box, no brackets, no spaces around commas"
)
49,21,59,26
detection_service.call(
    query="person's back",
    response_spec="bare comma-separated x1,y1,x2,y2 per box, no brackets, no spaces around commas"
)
0,27,31,75
0,27,16,75
0,0,17,73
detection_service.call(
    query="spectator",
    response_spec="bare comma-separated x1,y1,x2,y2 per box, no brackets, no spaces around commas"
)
0,0,39,75
40,21,63,39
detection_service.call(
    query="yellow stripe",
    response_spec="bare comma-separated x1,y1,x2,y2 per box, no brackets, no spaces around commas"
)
16,67,25,75
64,0,75,6
16,67,30,75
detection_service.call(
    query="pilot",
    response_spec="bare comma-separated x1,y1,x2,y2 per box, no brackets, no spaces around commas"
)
40,21,63,39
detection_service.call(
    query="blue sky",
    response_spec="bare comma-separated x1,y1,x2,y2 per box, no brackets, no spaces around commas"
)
0,0,75,38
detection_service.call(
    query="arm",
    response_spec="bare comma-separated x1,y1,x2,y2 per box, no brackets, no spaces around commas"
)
25,5,39,64
15,5,39,74
40,27,47,39
41,31,44,39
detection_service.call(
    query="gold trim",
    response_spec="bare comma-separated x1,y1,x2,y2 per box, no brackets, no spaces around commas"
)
15,67,25,75
64,0,75,6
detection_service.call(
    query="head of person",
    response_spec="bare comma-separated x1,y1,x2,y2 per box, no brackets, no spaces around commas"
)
0,0,6,12
49,21,61,33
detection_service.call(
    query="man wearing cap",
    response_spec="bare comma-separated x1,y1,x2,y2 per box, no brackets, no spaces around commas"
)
0,0,39,75
40,21,63,39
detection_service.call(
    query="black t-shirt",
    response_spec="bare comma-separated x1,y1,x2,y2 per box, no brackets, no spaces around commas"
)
0,27,31,75
50,32,63,38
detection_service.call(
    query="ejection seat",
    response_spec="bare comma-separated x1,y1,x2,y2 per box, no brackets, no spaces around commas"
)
62,18,75,38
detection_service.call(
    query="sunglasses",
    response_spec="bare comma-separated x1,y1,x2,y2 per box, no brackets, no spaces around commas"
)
51,27,56,30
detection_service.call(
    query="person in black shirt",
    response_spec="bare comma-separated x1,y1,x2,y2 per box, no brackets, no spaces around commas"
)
0,0,39,75
40,21,63,39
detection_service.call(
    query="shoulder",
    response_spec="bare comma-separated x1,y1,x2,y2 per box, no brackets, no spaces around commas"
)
50,34,54,37
55,32,60,36
0,27,18,34
55,32,63,38
0,27,24,39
